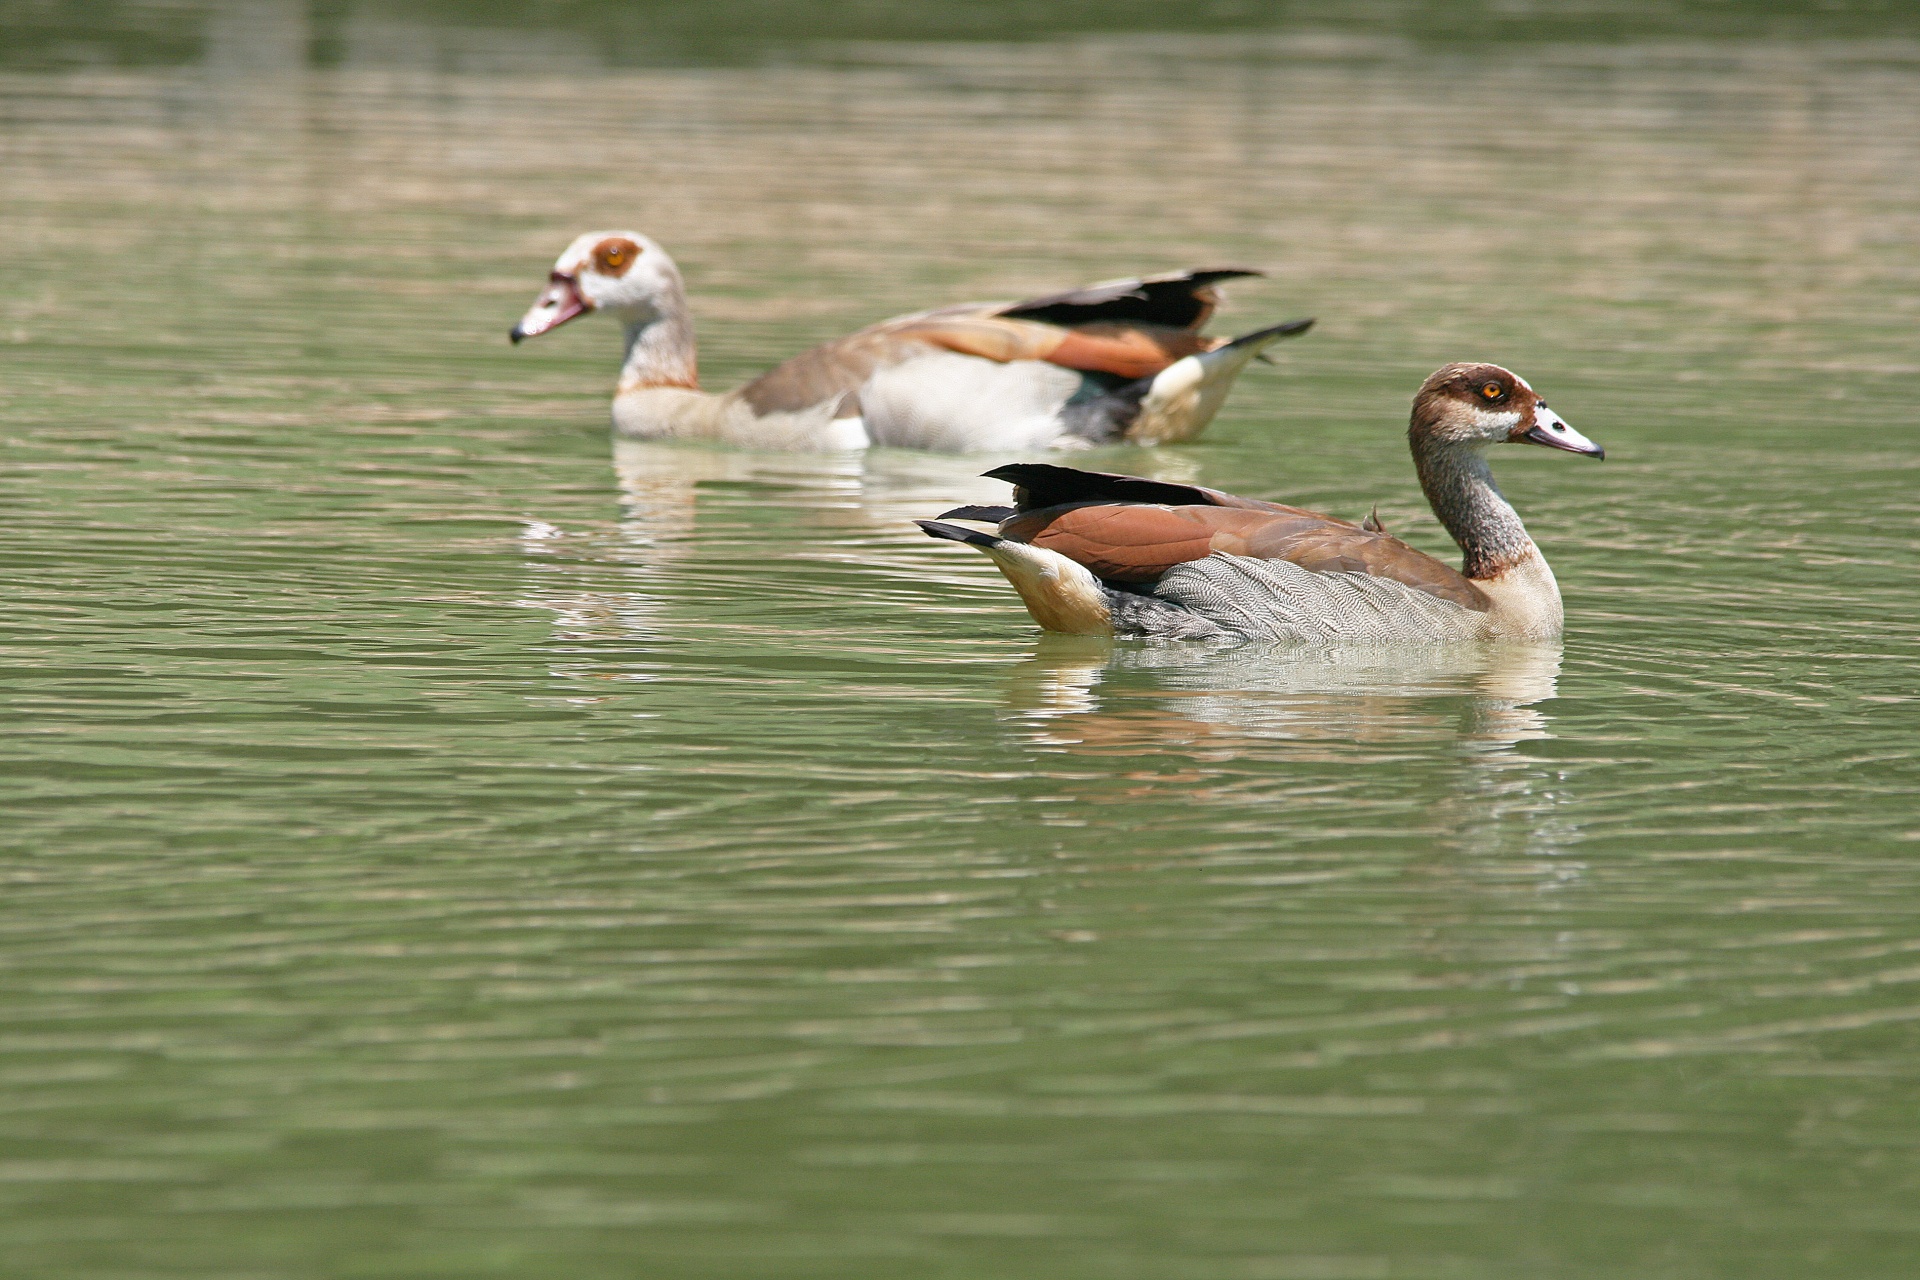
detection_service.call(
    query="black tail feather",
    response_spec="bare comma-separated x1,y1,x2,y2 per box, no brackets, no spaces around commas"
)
1223,316,1314,349
916,519,1004,548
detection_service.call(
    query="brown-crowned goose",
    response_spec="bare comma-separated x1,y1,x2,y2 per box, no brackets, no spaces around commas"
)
916,363,1603,642
510,231,1312,452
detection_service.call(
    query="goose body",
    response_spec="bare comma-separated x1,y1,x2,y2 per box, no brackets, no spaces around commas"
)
511,232,1311,453
918,363,1604,643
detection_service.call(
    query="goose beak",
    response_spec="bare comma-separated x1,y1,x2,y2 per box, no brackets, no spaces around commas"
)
510,272,590,343
1523,404,1604,459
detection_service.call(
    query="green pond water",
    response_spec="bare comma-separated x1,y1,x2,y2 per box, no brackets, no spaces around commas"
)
3,4,1920,1277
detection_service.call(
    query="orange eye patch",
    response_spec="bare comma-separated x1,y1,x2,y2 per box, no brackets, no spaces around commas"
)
592,238,641,275
1480,381,1505,400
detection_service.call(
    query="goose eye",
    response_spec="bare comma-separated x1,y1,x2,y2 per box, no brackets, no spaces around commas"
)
1480,382,1505,400
593,240,639,273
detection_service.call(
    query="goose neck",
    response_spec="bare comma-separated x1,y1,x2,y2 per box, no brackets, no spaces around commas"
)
615,298,698,394
1413,440,1535,580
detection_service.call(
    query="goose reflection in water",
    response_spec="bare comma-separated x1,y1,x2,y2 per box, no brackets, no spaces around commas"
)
1004,634,1564,754
516,442,1189,640
1003,636,1585,887
605,438,1209,562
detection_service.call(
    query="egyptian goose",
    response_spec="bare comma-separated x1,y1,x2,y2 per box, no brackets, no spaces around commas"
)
917,363,1603,642
510,231,1312,452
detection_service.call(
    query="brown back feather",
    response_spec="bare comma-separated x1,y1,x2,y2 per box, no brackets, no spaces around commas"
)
737,329,944,416
1006,502,1492,611
737,272,1250,415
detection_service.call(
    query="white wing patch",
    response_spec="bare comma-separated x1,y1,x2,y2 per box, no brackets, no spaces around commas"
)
860,352,1081,452
822,416,871,450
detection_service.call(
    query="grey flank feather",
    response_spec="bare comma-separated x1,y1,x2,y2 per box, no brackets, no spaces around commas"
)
1106,589,1234,641
1154,554,1488,644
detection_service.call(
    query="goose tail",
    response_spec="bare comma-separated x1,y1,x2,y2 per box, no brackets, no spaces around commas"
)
916,521,1114,635
1124,316,1314,445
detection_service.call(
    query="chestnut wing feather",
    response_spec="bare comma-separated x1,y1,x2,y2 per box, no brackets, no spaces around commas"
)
739,265,1257,415
1008,503,1492,611
1009,504,1229,582
737,312,1209,415
897,315,1208,380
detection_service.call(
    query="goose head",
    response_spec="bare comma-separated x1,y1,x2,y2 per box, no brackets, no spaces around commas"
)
1410,362,1603,459
510,231,685,343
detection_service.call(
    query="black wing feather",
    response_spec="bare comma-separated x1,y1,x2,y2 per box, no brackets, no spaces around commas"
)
982,464,1227,513
935,504,1019,522
996,268,1261,330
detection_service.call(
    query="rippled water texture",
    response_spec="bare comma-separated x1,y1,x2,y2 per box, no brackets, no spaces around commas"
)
3,7,1920,1277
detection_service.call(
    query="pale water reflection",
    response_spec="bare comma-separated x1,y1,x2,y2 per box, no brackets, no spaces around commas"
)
609,439,1207,541
1008,636,1562,749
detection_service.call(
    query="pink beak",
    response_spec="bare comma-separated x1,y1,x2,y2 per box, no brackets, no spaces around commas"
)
510,272,590,343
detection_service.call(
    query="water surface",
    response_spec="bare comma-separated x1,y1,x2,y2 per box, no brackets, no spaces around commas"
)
3,8,1919,1278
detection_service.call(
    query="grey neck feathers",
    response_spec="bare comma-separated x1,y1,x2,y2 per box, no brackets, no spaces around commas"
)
1413,441,1534,580
616,291,698,392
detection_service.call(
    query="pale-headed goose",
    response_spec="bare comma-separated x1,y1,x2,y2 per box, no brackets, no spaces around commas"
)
510,231,1312,452
917,363,1603,642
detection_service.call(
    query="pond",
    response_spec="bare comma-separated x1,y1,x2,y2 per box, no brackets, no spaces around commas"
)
2,3,1918,1276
